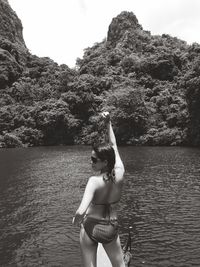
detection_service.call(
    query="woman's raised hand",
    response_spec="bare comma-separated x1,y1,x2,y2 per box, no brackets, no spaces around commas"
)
101,111,110,123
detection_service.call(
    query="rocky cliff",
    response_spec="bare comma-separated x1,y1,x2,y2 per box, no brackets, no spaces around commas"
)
107,11,143,48
0,0,29,88
1,2,200,147
0,0,26,45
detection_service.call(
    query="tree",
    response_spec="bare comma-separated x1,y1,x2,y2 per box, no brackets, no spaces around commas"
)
103,85,148,144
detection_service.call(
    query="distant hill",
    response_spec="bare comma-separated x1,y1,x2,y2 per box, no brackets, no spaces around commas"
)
0,1,200,147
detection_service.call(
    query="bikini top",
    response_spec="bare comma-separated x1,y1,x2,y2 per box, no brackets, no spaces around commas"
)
91,178,120,218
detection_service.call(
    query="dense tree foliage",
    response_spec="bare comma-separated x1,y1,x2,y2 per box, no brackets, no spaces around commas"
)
0,5,200,147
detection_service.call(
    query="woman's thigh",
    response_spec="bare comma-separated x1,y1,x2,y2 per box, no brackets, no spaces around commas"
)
103,235,125,267
80,224,98,267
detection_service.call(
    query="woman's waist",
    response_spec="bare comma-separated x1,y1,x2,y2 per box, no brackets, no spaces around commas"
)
86,204,117,219
84,214,118,224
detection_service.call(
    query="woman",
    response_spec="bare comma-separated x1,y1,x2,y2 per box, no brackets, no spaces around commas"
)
73,112,125,267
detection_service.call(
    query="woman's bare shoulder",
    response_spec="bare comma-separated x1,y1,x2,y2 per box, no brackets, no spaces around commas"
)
88,175,103,188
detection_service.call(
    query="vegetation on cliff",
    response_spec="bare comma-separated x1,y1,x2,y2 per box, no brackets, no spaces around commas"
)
0,1,200,147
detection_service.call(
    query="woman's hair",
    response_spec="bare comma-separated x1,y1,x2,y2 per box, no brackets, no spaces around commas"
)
92,143,115,181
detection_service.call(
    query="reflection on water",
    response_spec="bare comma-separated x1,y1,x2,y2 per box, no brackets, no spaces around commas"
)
0,146,200,267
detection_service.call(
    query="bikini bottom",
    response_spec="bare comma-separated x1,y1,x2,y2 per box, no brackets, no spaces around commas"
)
83,216,118,244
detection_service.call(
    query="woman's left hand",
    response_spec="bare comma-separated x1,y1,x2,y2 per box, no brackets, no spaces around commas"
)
72,213,84,226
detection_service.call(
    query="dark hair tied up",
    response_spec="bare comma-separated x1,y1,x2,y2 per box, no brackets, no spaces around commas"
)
92,143,115,182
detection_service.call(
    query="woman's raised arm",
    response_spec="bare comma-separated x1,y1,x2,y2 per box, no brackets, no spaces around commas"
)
102,112,125,174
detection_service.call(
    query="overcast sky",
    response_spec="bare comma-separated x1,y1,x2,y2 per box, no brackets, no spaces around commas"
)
9,0,200,68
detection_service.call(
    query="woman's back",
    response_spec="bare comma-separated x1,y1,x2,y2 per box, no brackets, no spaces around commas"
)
92,175,123,205
85,172,124,220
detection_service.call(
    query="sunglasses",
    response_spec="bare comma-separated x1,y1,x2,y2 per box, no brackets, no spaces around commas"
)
91,156,99,164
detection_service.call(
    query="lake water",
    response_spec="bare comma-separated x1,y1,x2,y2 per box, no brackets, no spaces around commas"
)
0,146,200,267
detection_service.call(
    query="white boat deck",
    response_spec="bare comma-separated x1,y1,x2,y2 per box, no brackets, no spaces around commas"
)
97,243,112,267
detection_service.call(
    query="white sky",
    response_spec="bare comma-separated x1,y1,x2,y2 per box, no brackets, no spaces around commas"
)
8,0,200,68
